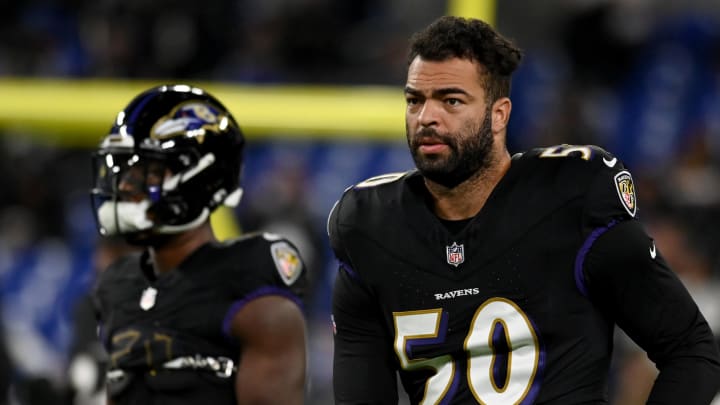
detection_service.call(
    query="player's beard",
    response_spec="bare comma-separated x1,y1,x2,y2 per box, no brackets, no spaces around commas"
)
407,109,494,189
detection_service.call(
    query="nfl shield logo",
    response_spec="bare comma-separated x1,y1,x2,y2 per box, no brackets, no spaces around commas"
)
446,242,465,267
139,287,158,311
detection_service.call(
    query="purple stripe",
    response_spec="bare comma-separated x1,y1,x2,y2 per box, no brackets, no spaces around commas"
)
521,341,546,405
222,286,304,338
520,314,545,405
338,260,359,280
491,322,509,389
574,220,619,297
440,366,461,405
126,92,157,127
98,324,110,350
406,311,449,358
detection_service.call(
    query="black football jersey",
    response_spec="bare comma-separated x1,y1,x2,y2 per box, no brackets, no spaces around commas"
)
94,233,306,405
329,144,720,404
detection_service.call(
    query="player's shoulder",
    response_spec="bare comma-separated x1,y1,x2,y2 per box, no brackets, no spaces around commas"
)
217,231,299,255
93,251,144,307
344,170,415,200
214,232,305,287
329,170,416,225
97,252,143,286
517,144,623,174
516,144,638,220
513,144,633,193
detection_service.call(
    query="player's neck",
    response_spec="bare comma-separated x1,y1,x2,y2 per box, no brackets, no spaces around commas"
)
149,223,217,274
425,150,511,220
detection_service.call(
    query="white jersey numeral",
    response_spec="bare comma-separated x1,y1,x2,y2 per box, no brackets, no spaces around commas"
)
394,298,540,404
539,144,592,160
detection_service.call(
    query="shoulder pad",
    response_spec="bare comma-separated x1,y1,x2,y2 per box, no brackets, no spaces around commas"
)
353,171,409,189
328,170,413,235
524,144,639,226
524,144,616,166
327,170,415,269
223,233,305,287
98,253,142,283
264,234,304,286
521,144,629,183
516,144,638,222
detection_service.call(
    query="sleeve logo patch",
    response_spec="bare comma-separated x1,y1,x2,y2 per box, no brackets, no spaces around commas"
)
614,171,637,217
270,241,303,286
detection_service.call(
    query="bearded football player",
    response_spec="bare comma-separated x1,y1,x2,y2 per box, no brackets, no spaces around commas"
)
329,16,720,404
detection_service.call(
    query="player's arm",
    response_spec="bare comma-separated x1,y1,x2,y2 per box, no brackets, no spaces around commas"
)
92,265,115,405
333,265,399,404
229,295,307,405
328,196,399,404
583,219,720,404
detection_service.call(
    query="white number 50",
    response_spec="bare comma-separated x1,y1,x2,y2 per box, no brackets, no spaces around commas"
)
393,298,541,404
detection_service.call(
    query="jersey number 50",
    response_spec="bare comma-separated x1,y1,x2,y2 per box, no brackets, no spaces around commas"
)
393,298,541,404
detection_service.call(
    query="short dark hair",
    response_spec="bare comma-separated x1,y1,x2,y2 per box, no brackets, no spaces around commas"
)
408,16,523,102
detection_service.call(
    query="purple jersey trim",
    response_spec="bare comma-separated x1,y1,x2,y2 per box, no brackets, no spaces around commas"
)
222,286,303,338
522,315,546,405
338,260,359,280
574,220,619,297
98,325,109,350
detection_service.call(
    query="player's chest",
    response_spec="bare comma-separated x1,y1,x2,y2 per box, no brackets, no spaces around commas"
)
374,245,589,405
106,273,232,335
367,225,579,306
368,228,591,346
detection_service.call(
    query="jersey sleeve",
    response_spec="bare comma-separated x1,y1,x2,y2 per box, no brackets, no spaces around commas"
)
329,190,400,404
328,193,353,269
580,148,637,233
583,220,720,404
332,264,399,404
222,234,307,337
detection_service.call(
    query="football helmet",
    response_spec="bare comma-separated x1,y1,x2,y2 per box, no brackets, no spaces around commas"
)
90,84,245,243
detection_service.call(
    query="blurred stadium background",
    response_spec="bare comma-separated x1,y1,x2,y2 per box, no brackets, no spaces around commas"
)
0,0,719,404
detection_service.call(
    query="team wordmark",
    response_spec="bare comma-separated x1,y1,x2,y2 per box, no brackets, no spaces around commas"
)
434,287,480,300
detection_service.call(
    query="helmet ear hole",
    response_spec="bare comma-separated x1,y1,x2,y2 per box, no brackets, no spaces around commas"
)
91,84,245,240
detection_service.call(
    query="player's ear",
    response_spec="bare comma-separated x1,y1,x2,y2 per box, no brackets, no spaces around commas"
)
491,97,512,134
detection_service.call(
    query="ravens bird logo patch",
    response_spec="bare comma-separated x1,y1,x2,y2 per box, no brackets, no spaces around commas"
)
270,241,303,286
614,171,637,217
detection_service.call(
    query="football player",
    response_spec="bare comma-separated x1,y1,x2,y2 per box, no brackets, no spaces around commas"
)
90,84,307,404
329,16,720,404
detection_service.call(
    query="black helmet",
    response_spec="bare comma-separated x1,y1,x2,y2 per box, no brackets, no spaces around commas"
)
90,84,245,242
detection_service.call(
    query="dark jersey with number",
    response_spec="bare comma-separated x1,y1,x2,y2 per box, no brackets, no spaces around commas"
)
329,145,720,404
94,233,306,405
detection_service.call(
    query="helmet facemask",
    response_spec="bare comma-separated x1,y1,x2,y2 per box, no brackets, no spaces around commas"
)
91,147,242,245
90,85,245,245
91,149,178,242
